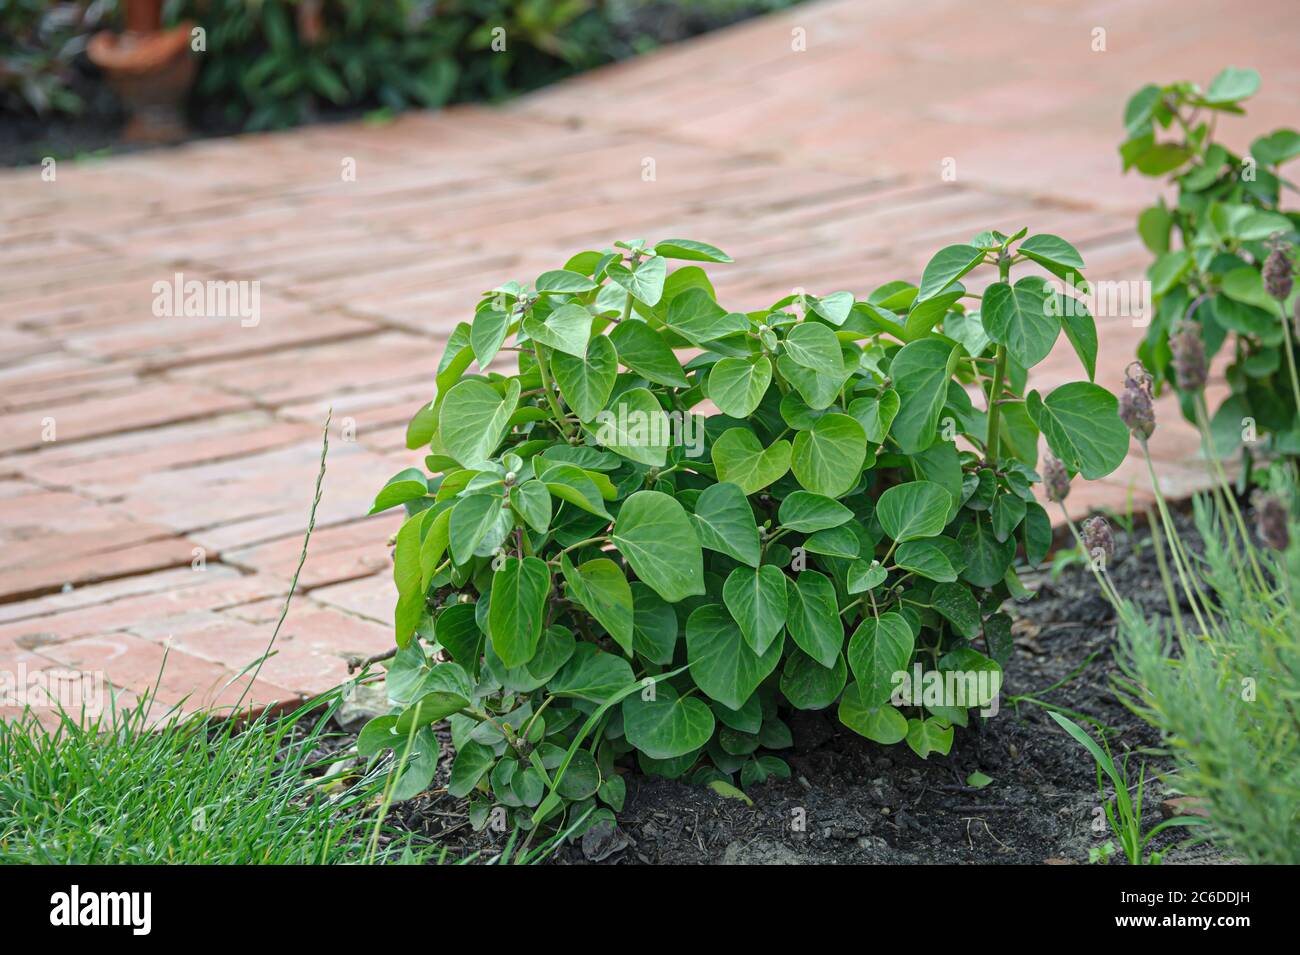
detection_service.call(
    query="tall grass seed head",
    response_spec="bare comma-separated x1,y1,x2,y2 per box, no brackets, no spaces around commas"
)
1118,361,1156,441
1043,453,1071,503
1170,321,1208,392
1081,515,1115,563
1263,238,1294,302
1251,491,1291,552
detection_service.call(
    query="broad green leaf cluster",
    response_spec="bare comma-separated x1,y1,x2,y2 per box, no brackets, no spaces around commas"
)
1121,67,1300,464
367,233,1125,835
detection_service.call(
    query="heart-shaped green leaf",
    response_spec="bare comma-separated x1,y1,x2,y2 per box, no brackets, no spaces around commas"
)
449,492,511,565
549,643,635,702
560,555,633,655
612,490,705,603
711,428,791,494
622,684,716,759
1026,382,1129,479
609,319,687,386
783,322,844,375
524,303,593,358
917,244,984,302
722,564,789,655
438,378,520,468
780,649,847,711
890,339,956,453
786,571,841,668
905,717,954,759
848,390,899,444
595,386,670,467
488,556,551,667
982,279,1060,369
551,334,617,422
790,413,866,497
707,356,772,418
691,481,760,567
847,612,914,706
838,682,907,743
892,539,957,581
778,491,853,533
607,255,668,305
686,604,784,710
876,481,952,542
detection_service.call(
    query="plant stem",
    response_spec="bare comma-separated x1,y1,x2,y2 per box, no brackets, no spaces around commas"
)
533,344,575,439
1281,315,1300,437
985,254,1012,466
1193,394,1267,589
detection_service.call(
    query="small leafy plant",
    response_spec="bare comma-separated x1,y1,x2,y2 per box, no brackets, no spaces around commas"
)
367,233,1127,837
1121,67,1300,468
1048,712,1206,865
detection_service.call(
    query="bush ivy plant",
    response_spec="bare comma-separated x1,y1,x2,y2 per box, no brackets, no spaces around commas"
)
1121,67,1300,466
364,232,1127,835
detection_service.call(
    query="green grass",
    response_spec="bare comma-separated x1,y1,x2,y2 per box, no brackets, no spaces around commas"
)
0,688,437,865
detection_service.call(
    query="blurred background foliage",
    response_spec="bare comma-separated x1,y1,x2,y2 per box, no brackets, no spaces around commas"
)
1,0,800,137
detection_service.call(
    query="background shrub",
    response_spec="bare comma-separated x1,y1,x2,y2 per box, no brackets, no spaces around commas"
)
366,232,1127,838
0,1,804,130
1121,68,1300,468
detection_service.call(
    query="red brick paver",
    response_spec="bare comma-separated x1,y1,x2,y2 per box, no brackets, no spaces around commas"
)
1,0,1294,718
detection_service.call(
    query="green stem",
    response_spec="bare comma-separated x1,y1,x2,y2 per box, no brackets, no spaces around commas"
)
533,345,575,439
984,254,1012,466
1281,313,1300,437
1193,394,1267,589
1138,440,1218,640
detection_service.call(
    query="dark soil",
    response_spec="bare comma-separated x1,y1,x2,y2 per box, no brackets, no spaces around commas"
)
349,513,1229,865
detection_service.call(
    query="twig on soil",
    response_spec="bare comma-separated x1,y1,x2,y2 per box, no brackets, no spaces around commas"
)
348,646,398,673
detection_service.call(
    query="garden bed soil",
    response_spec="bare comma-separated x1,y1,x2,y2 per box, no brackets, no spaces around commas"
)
350,514,1229,865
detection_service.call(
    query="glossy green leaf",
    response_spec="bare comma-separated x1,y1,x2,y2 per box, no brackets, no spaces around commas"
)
622,684,716,759
711,428,791,494
488,556,551,667
891,339,957,453
917,245,984,302
838,682,907,743
847,612,914,706
551,334,617,422
438,378,520,468
560,555,634,655
780,650,847,710
609,319,688,386
685,604,784,711
778,491,853,533
1026,383,1129,479
524,303,592,358
612,490,705,603
786,571,841,668
722,564,789,655
982,279,1059,369
790,413,867,498
691,481,761,567
707,356,772,418
876,480,952,542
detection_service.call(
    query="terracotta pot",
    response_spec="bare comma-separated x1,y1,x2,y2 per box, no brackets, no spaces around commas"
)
87,2,196,144
123,0,165,34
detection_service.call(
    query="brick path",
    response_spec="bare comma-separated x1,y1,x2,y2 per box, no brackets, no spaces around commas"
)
2,0,1294,723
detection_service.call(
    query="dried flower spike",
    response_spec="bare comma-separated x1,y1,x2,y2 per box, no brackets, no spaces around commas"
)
1043,454,1070,503
1118,361,1156,441
1169,321,1208,392
1263,238,1294,302
1252,491,1291,552
1081,516,1115,564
